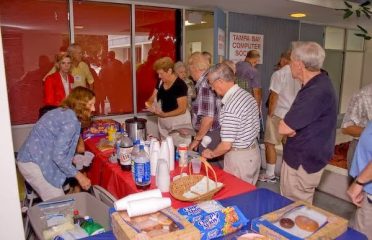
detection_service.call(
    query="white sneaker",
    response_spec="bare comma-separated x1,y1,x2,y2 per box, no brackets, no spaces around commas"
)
258,173,277,183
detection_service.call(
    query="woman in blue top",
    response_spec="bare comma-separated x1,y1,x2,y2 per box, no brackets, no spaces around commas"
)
17,87,95,201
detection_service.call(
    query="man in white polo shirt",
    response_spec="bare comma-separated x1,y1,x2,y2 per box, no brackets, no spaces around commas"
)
202,63,260,184
259,51,301,182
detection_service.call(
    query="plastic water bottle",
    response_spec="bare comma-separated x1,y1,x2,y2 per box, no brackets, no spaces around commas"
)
131,140,140,176
133,145,151,190
118,131,133,171
103,96,111,115
73,210,85,225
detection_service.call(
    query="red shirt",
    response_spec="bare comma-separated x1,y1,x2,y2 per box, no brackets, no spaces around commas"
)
44,72,74,106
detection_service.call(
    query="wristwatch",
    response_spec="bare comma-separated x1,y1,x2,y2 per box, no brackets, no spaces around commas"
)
355,179,366,186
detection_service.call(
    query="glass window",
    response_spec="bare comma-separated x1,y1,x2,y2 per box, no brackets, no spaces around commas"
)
135,6,181,112
324,27,345,50
0,0,69,124
73,1,132,115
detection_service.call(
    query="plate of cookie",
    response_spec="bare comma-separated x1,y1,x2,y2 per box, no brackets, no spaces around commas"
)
273,205,327,238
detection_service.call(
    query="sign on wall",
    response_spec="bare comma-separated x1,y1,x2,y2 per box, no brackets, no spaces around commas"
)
229,32,264,63
218,28,225,57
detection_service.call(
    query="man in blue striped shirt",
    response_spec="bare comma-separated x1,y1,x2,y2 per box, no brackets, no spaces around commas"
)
202,63,261,184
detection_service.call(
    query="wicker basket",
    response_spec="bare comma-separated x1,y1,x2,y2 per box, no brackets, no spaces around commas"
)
170,157,224,202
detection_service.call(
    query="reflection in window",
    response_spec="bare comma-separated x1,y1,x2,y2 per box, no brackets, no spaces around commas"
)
73,1,133,115
135,6,181,112
1,2,183,124
0,0,69,124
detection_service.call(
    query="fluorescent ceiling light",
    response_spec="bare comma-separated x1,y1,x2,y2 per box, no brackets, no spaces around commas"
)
290,12,307,18
185,20,207,26
74,25,84,29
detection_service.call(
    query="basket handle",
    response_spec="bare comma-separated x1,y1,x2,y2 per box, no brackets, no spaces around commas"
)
188,157,219,192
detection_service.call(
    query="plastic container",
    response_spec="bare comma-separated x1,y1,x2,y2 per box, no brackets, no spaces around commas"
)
178,144,188,167
28,192,110,240
133,145,151,190
103,96,111,115
118,131,133,171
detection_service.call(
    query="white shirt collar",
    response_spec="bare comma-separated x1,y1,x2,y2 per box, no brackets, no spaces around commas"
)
221,84,239,105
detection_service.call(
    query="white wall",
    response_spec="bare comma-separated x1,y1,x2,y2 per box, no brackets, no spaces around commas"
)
185,28,213,61
361,39,372,87
339,51,364,113
0,30,25,240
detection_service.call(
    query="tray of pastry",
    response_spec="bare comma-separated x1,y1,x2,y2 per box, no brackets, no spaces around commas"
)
272,205,327,238
251,201,348,240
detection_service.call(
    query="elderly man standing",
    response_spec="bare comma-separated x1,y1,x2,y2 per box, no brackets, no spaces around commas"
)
202,63,260,184
279,41,337,203
235,50,262,108
188,52,221,153
259,51,301,183
341,83,372,169
347,121,372,239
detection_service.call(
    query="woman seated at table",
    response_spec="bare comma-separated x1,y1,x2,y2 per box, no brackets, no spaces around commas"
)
17,87,95,201
44,52,74,107
146,57,193,145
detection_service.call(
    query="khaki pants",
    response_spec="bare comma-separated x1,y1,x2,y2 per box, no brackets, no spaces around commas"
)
224,143,261,185
264,115,286,145
158,110,193,146
17,161,65,201
350,192,372,239
280,161,324,204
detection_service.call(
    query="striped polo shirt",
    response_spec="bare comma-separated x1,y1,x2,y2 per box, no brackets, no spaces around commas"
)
220,84,260,148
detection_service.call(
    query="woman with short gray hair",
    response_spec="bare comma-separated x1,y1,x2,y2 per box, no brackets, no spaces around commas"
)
174,61,196,110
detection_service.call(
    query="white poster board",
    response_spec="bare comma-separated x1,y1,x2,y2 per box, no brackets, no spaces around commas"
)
218,28,225,56
229,32,264,63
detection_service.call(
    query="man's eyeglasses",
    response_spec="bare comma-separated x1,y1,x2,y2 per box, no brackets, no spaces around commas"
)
208,77,220,88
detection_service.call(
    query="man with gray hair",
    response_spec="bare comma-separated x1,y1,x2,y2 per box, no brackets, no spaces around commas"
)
188,52,221,154
279,41,337,203
202,63,260,184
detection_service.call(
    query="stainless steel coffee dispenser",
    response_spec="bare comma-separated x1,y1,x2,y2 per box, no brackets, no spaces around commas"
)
125,117,147,141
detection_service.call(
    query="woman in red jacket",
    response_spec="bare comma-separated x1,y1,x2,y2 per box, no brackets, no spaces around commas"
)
44,52,74,106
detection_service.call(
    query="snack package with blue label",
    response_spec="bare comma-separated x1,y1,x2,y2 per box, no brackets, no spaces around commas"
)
178,200,224,223
179,203,248,240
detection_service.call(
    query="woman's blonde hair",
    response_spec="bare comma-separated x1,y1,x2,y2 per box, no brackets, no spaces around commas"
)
153,57,174,72
54,52,71,71
60,87,95,127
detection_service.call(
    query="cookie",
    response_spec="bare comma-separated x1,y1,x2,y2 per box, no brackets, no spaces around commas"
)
295,215,319,232
279,217,295,229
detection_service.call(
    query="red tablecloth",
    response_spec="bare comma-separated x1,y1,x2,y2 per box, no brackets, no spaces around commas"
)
85,137,256,208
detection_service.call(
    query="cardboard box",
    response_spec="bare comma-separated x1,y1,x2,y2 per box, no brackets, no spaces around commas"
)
251,201,348,240
112,207,200,240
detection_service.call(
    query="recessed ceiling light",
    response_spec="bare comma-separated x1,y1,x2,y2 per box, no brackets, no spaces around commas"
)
290,12,306,18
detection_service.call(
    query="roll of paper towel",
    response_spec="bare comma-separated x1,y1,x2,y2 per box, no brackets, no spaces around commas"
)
114,189,162,211
127,197,171,217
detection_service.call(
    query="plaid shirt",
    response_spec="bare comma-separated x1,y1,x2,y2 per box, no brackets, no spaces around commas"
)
191,73,221,131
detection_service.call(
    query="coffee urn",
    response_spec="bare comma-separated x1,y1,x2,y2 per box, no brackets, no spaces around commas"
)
125,117,147,141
